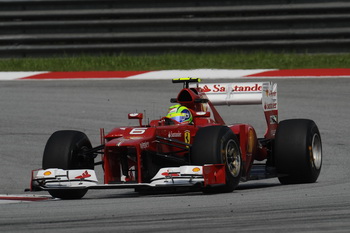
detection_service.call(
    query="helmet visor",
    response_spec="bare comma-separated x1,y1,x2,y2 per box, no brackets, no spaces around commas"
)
166,113,188,123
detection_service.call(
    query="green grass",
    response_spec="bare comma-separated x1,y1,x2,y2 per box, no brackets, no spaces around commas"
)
0,52,350,71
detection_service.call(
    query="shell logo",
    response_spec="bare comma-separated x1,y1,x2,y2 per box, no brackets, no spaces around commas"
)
192,167,201,172
43,171,52,176
247,128,256,154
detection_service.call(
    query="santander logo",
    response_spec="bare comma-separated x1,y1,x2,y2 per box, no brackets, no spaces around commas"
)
201,85,212,92
233,84,262,92
264,103,277,110
75,170,91,179
201,83,262,93
201,84,226,93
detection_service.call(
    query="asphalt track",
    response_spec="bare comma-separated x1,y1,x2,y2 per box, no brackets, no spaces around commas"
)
0,78,350,232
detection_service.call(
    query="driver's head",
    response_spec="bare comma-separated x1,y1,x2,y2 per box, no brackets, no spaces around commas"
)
166,105,192,123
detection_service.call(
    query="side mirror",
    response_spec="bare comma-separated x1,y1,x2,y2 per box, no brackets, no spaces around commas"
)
193,111,210,117
128,113,144,126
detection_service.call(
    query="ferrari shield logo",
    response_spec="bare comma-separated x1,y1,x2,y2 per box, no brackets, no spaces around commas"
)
184,130,191,145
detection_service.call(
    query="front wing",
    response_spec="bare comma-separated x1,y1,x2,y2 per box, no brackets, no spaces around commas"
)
30,165,226,192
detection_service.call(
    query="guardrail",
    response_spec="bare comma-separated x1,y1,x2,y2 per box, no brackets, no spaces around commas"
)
0,0,349,57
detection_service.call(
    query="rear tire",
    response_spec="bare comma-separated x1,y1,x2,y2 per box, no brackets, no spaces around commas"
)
192,126,242,193
275,119,322,184
42,130,94,199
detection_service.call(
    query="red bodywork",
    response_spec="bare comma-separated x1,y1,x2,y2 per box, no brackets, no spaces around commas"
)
101,84,277,184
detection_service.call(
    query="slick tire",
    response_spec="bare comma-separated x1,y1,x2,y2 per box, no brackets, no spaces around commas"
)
191,126,242,193
42,130,94,199
274,119,322,184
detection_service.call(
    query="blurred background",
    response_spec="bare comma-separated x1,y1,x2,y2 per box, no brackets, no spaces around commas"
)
1,0,350,58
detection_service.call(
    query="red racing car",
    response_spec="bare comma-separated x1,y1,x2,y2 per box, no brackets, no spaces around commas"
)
30,78,322,199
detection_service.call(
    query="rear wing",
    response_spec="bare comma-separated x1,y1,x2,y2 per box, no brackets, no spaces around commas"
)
191,81,278,138
190,82,277,107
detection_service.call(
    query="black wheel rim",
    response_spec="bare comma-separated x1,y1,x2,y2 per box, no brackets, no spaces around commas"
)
311,133,322,170
224,139,241,177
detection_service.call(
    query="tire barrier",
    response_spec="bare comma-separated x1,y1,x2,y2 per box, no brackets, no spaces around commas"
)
1,0,350,57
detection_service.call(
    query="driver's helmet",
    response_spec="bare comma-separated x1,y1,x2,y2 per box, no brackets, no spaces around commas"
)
166,104,193,123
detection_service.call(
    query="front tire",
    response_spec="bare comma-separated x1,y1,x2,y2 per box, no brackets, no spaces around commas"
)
275,119,322,184
42,130,94,199
191,126,242,193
